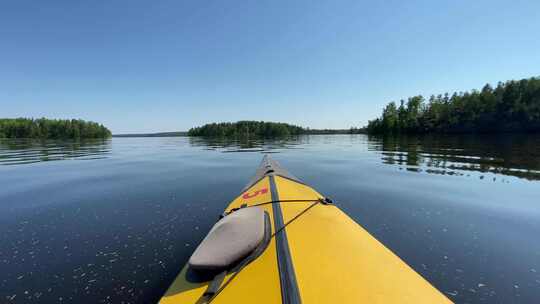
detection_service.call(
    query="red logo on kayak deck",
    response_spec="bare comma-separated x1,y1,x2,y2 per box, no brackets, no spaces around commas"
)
242,188,268,199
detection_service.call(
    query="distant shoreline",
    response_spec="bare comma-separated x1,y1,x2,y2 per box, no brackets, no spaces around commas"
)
112,131,188,137
112,129,366,138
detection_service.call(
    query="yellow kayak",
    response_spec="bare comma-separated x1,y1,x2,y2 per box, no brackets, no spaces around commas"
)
160,155,451,304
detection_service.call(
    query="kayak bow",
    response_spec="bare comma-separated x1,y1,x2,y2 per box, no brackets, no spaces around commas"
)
160,155,451,303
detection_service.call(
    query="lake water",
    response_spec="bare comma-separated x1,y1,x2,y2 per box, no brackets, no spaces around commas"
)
1,135,539,303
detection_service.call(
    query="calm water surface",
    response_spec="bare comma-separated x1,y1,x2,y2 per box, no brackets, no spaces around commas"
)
1,135,539,303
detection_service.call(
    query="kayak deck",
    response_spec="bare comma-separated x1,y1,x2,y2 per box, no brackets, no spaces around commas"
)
160,156,451,303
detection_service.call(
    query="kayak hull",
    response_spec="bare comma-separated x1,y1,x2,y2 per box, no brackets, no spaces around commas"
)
160,156,451,303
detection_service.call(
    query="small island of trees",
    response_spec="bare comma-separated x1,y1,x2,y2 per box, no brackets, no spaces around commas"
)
0,118,112,139
367,77,540,134
188,121,305,137
188,121,365,137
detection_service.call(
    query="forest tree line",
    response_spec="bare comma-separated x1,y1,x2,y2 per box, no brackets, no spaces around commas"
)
367,77,540,134
0,118,112,139
188,121,306,137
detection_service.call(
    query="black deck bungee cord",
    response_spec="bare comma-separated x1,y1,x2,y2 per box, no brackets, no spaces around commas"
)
222,197,334,217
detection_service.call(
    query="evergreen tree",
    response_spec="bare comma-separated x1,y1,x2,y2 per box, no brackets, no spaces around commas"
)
0,118,112,139
367,76,540,134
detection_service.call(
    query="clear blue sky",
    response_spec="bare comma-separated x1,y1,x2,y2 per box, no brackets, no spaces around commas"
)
1,0,539,133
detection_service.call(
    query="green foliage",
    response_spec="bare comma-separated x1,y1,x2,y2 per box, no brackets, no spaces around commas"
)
0,118,112,139
367,77,540,134
188,121,305,137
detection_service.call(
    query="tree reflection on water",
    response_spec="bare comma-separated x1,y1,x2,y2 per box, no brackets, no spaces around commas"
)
368,134,540,181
